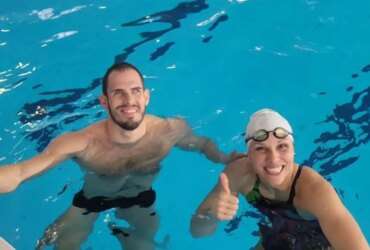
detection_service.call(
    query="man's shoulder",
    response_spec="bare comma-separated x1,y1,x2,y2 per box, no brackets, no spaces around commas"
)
46,129,91,156
58,122,104,147
145,114,167,125
82,120,108,134
146,114,184,123
166,116,188,129
146,115,188,131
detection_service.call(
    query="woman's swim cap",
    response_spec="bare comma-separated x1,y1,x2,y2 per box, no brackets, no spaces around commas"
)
246,108,293,142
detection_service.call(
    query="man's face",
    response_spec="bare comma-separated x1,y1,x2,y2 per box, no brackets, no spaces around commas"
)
247,133,295,189
101,69,149,130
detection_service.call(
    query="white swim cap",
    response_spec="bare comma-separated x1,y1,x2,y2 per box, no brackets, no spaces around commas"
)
246,108,293,142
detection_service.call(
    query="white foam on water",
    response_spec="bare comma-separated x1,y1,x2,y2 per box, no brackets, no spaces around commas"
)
293,44,318,53
18,71,32,77
166,64,176,69
143,75,158,79
215,109,223,115
30,8,54,20
0,88,9,95
54,5,86,19
228,0,248,3
31,5,87,21
196,10,226,27
138,15,160,24
42,30,79,43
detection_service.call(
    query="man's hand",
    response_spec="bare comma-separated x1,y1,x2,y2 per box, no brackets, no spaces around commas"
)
222,151,246,165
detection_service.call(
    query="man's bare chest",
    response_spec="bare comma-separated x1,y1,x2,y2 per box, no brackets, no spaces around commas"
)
76,137,174,175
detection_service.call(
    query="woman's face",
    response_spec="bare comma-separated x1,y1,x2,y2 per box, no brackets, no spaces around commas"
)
247,133,295,190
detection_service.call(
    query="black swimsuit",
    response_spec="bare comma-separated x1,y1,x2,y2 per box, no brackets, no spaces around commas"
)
72,188,156,215
245,166,331,250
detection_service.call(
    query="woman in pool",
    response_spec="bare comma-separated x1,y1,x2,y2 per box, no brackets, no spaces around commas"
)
190,109,369,250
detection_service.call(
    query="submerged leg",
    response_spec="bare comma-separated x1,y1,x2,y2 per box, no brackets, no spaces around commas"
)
36,206,98,250
111,204,160,250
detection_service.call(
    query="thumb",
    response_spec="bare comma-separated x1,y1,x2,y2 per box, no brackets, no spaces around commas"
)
219,173,231,195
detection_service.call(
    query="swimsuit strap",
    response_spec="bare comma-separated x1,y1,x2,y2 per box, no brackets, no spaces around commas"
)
254,177,261,190
287,165,303,204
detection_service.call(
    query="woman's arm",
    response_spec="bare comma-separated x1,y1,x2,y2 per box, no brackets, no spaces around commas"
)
190,158,251,237
297,168,369,250
190,172,239,237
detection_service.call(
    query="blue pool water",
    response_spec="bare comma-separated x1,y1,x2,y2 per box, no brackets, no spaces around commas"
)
1,0,370,249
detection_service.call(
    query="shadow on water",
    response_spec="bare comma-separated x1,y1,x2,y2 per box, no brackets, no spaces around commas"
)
115,0,209,63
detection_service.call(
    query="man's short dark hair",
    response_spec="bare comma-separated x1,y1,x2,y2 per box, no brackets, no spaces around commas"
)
102,62,144,96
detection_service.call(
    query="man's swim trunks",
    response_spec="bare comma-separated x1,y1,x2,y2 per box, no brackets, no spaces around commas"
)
245,166,331,250
72,188,156,214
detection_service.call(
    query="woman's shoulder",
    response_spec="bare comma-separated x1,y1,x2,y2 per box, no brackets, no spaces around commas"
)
295,165,334,210
297,166,326,188
225,156,250,174
224,156,255,193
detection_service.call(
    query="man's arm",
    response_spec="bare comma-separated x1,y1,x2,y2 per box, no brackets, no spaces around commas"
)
170,118,238,164
0,132,88,193
298,168,369,250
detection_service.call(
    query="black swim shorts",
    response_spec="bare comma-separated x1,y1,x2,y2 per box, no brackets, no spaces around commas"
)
72,188,156,214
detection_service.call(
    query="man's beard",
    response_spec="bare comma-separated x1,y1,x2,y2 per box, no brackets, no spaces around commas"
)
108,104,145,131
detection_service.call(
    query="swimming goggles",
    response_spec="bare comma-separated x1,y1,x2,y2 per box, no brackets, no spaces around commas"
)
245,127,292,143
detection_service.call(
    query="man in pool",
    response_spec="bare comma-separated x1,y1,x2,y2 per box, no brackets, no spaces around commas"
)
190,109,369,250
0,62,236,250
